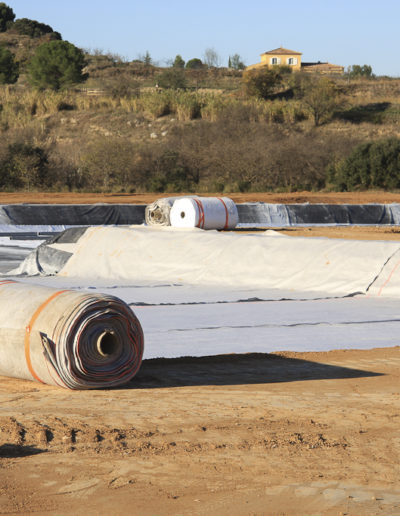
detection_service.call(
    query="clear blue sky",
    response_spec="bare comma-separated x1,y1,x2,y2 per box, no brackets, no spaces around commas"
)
7,0,400,76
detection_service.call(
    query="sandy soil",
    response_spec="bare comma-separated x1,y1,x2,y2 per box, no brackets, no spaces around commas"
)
0,190,400,205
1,192,400,515
0,348,399,515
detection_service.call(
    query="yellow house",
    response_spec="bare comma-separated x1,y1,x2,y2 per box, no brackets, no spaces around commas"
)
247,47,302,71
246,46,344,74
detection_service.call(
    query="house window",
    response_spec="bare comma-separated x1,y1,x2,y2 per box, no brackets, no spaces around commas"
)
270,57,281,65
287,57,298,65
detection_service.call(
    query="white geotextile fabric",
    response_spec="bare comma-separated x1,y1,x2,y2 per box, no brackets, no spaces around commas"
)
0,280,143,389
29,225,400,298
134,296,400,358
8,276,400,359
170,197,239,229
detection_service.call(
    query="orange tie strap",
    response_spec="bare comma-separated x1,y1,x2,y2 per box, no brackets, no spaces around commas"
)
377,259,400,297
217,197,229,230
194,198,205,229
24,290,68,383
0,280,17,286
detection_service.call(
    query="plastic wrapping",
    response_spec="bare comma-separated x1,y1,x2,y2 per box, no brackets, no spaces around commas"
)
14,226,400,298
170,197,239,229
145,197,186,226
0,280,143,389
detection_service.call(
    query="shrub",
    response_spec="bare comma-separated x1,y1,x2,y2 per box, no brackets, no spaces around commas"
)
146,150,197,192
242,67,286,99
27,40,87,90
186,58,203,70
79,138,146,191
103,74,140,98
329,138,400,191
156,68,186,90
0,45,18,84
0,142,50,190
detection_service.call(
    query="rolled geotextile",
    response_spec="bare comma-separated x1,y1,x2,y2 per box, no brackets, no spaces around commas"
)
170,197,239,229
145,197,188,226
0,280,143,389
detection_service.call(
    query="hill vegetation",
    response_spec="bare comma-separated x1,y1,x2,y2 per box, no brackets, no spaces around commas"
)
0,2,400,194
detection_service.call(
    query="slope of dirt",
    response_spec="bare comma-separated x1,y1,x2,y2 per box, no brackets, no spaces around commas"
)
1,348,400,515
0,190,400,205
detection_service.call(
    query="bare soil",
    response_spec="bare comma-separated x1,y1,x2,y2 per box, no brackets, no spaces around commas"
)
0,348,399,515
0,190,400,205
1,191,400,515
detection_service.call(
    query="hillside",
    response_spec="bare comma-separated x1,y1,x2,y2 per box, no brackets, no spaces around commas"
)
1,28,400,194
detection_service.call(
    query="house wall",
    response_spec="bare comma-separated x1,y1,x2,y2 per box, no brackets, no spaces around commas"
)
260,52,302,70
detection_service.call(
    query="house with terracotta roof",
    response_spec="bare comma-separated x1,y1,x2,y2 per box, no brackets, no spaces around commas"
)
246,47,344,74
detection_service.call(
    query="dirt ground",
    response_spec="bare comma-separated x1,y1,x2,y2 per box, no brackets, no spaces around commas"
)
1,192,400,515
0,349,399,516
0,189,400,206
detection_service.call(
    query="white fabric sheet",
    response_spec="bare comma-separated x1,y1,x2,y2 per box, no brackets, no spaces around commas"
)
41,226,400,298
3,227,400,362
7,275,400,359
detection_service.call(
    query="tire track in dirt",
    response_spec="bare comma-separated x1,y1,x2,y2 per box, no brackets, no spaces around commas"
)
0,415,349,456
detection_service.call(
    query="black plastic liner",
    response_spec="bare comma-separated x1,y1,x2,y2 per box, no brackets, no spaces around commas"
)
236,203,400,226
1,202,400,228
0,204,146,226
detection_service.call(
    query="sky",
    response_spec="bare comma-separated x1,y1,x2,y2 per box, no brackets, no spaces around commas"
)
6,0,400,76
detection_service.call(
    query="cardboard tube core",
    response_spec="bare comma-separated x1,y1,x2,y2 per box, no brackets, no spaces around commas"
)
96,331,119,357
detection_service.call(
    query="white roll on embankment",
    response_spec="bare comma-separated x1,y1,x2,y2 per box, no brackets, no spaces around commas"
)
0,280,143,389
170,197,239,229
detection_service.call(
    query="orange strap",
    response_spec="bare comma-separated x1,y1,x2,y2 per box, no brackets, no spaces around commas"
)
377,259,400,297
217,197,229,230
24,290,68,383
194,199,205,229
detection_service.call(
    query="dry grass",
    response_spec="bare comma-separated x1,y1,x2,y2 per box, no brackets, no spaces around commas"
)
0,74,400,193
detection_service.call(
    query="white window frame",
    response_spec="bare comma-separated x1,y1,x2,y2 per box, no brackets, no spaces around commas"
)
287,57,298,65
270,57,281,65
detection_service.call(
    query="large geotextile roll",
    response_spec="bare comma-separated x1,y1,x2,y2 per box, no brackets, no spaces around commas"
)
145,197,188,226
0,280,143,389
170,197,238,229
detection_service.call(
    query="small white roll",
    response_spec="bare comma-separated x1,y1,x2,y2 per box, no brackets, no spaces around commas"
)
170,197,239,230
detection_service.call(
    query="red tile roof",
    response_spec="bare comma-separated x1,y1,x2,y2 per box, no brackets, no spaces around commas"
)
261,47,302,56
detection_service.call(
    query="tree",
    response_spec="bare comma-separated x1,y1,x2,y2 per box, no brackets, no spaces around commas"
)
346,64,374,79
185,58,203,69
242,67,284,99
329,138,400,191
27,40,87,90
12,18,61,39
0,2,14,32
203,47,221,68
173,54,185,68
138,51,152,66
301,77,341,126
0,45,18,83
229,54,245,70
